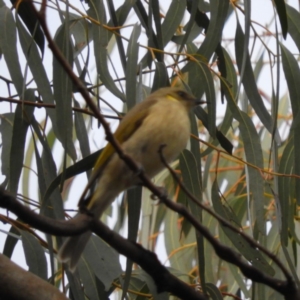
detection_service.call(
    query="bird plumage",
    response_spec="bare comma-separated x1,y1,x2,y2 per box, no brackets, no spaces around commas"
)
58,87,204,271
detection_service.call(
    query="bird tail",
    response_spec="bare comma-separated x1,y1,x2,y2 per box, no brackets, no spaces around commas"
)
58,185,120,271
58,229,92,272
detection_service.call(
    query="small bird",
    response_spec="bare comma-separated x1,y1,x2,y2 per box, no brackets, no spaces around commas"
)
58,87,205,270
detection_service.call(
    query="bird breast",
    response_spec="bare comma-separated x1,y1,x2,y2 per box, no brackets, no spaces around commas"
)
122,100,191,179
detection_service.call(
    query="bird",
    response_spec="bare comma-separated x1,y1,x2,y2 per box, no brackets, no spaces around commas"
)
58,86,205,271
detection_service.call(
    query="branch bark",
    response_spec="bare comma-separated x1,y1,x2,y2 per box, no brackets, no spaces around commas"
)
0,254,68,300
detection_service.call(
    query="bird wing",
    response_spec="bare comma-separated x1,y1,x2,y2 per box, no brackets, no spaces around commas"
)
78,98,158,207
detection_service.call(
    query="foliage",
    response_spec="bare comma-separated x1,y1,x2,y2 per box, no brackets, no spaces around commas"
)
0,0,300,299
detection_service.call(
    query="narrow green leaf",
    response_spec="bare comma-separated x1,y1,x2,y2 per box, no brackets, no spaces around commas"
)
189,107,202,168
161,0,186,46
31,119,64,220
111,0,134,27
182,0,199,55
228,264,251,298
286,4,300,52
194,106,232,154
180,149,206,293
81,235,122,290
12,0,44,53
211,180,275,276
223,81,265,233
171,22,204,45
138,270,169,300
44,149,102,201
197,0,229,60
66,271,86,300
32,127,48,207
152,0,163,51
88,0,125,101
206,283,223,300
16,14,62,147
238,0,251,101
164,209,186,272
180,149,201,201
273,0,288,39
187,56,216,137
253,52,265,81
68,13,92,57
20,230,47,280
280,44,300,205
127,275,148,295
278,137,294,246
235,22,276,138
53,22,77,161
74,100,91,161
22,131,35,199
107,0,127,71
77,259,100,300
123,186,142,299
126,23,141,109
151,61,169,92
9,89,35,194
3,225,21,258
0,4,24,96
134,0,162,63
280,44,300,126
0,113,14,178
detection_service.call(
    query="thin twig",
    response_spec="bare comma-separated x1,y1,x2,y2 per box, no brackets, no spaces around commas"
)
0,96,120,119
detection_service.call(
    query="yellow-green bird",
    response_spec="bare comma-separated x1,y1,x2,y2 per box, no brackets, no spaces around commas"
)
58,87,205,270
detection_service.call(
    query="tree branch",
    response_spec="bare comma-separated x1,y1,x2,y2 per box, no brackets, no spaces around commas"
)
0,254,68,300
0,188,207,300
0,188,91,236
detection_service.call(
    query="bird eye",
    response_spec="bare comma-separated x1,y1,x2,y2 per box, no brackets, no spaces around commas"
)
177,91,186,98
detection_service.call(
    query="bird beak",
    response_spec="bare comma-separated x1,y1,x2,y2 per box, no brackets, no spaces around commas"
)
195,99,207,105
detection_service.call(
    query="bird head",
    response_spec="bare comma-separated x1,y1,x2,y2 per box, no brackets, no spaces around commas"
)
154,87,206,110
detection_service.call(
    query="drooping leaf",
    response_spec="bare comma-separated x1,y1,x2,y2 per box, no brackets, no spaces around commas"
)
223,76,266,233
211,180,275,276
195,0,229,61
123,186,142,299
180,149,206,293
278,137,294,246
0,4,24,96
74,101,91,160
16,14,61,147
286,4,300,52
126,23,141,109
11,0,44,54
20,230,47,280
9,89,35,194
280,43,300,207
0,113,14,178
133,0,162,62
152,61,169,92
273,0,288,39
3,225,21,258
53,22,77,161
88,0,125,101
235,21,277,140
81,235,122,291
107,0,126,71
77,259,101,300
44,149,102,202
187,56,216,138
68,13,93,58
206,283,223,300
161,0,186,46
31,119,64,220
